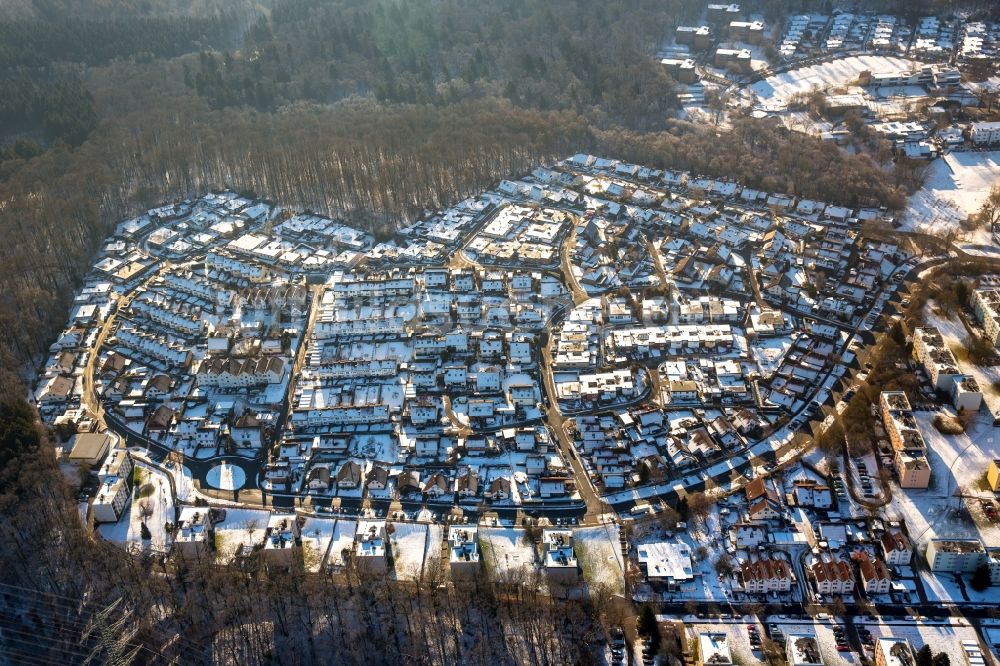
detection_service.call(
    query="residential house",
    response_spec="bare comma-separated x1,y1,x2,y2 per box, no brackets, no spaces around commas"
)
810,558,855,596
880,530,912,566
853,551,892,595
485,477,511,501
336,461,363,489
738,558,793,595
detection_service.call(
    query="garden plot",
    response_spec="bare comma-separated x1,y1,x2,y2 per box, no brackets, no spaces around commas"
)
327,519,357,571
350,433,400,463
298,517,336,573
390,521,431,581
574,524,624,594
479,526,540,582
212,508,270,563
423,525,443,581
750,335,795,378
901,151,1000,245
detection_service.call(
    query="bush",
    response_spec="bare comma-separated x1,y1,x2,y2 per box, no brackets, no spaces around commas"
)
932,414,964,435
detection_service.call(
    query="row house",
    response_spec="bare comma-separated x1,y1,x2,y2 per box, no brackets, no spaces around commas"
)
290,404,390,427
738,558,793,595
314,317,405,337
853,552,892,595
130,295,205,336
162,271,236,307
206,250,267,279
116,325,193,369
332,277,414,299
198,356,285,388
880,530,913,566
309,359,398,379
810,558,855,596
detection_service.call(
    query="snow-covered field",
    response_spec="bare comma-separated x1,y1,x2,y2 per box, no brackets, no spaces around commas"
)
750,55,916,109
901,151,1000,244
327,519,357,570
213,508,270,562
298,517,336,573
886,410,998,548
390,521,432,581
574,524,624,594
983,624,1000,663
479,527,539,582
885,407,1000,601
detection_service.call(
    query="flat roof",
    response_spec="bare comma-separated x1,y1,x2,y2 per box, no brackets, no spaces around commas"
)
69,432,112,464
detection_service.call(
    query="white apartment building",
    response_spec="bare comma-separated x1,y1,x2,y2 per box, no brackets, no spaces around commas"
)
973,288,1000,346
971,122,1000,146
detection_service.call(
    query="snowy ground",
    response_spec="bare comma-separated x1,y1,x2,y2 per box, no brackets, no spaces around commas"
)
750,336,795,378
750,55,916,110
574,524,624,594
479,526,539,582
298,517,336,573
900,151,1000,245
885,408,1000,601
390,521,432,581
327,519,357,570
983,624,1000,663
886,409,996,548
212,508,270,563
205,461,246,490
97,461,175,554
